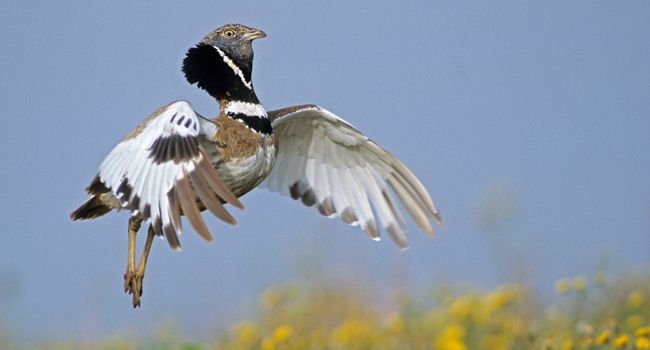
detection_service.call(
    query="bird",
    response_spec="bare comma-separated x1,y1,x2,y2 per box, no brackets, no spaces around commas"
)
71,23,444,308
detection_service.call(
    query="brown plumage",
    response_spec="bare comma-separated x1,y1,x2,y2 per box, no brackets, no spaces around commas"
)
71,23,444,309
70,195,112,220
71,176,115,220
213,113,271,161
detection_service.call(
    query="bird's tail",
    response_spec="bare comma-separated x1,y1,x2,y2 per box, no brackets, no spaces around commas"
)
70,196,111,220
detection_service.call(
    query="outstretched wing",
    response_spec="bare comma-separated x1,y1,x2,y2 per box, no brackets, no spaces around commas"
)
264,105,443,249
97,101,243,249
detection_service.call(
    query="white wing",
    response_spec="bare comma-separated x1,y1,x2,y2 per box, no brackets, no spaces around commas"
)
97,101,243,249
264,105,443,249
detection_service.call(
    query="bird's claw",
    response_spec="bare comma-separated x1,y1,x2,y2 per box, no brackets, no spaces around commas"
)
123,270,144,307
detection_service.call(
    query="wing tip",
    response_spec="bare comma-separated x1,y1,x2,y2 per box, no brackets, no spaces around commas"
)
230,199,245,210
433,213,445,228
224,216,238,225
386,223,410,249
363,220,379,240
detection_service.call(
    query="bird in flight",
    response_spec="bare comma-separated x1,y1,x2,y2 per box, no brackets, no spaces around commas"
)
71,24,444,307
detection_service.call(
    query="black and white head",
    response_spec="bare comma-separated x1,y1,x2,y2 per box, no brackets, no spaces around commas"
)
182,24,266,101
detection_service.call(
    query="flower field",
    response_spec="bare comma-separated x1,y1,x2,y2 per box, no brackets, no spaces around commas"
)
212,270,650,350
35,268,650,349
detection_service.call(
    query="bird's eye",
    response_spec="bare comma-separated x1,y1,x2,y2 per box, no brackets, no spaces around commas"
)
223,30,235,38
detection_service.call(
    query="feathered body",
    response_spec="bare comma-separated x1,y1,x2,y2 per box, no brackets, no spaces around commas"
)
71,24,443,307
73,25,276,238
207,104,276,197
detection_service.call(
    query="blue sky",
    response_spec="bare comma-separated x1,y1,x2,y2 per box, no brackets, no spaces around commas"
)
0,0,649,341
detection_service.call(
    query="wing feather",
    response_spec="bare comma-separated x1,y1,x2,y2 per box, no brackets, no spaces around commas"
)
189,164,237,224
264,105,443,248
167,190,182,234
92,101,242,249
176,173,212,242
195,149,244,209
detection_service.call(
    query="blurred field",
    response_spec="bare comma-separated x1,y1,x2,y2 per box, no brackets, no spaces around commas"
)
10,268,650,350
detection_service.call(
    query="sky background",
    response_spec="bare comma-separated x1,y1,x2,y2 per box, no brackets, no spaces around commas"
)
0,0,649,342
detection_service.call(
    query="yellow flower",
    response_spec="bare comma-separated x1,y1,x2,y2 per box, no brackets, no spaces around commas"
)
333,319,380,348
637,337,650,350
556,278,571,294
628,315,645,329
231,322,261,347
572,276,586,291
628,291,646,309
561,339,574,350
614,334,630,348
486,285,521,311
434,324,466,350
261,337,275,350
449,295,475,321
480,334,511,349
272,324,292,343
595,271,607,285
595,330,611,345
636,326,650,337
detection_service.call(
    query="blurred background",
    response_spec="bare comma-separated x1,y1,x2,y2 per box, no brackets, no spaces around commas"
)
0,1,648,348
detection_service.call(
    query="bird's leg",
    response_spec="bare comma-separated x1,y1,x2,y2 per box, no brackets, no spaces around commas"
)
132,225,155,306
123,216,142,306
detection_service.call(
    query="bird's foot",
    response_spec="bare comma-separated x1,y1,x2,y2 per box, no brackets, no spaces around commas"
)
123,270,144,308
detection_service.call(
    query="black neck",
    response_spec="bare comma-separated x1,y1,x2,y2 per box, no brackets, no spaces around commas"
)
182,44,259,103
227,112,273,135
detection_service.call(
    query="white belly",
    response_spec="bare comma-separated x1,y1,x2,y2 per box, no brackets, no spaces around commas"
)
216,140,276,197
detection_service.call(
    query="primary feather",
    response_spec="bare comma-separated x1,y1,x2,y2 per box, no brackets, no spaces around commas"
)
78,101,243,250
264,104,444,249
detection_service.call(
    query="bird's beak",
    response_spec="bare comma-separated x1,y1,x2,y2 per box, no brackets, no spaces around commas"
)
243,29,267,41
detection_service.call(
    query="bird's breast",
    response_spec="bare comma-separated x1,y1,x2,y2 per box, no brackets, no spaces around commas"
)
202,117,276,197
218,136,275,197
